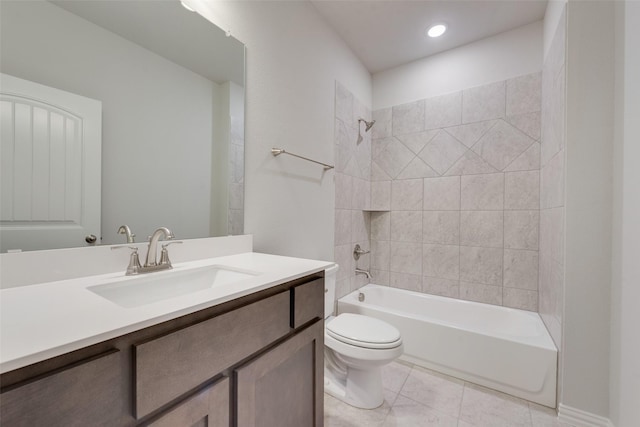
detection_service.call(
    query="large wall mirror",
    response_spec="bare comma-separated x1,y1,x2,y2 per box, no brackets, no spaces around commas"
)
0,0,245,252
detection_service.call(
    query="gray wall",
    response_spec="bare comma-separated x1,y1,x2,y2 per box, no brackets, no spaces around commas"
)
199,1,373,262
562,0,614,418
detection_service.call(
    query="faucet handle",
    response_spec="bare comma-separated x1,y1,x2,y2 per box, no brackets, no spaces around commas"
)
111,246,142,275
159,241,182,267
161,241,183,249
353,244,370,260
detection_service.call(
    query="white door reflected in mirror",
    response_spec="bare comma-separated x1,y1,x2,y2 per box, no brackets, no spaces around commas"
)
0,73,102,252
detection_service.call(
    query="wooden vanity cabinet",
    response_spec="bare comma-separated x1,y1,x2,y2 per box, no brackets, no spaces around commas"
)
0,273,325,427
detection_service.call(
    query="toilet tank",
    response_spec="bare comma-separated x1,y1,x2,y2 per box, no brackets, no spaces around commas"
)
324,264,339,318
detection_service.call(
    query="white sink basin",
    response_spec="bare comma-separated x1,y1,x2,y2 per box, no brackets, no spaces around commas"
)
88,265,259,308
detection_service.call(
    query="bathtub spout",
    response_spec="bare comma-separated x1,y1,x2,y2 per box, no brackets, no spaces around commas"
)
355,268,372,279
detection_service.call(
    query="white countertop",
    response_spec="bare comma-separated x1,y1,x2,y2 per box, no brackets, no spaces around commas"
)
0,252,333,373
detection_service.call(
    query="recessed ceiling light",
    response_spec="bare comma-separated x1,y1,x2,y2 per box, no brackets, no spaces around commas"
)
427,24,447,38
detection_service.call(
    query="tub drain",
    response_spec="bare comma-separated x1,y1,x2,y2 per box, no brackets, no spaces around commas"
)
358,292,365,302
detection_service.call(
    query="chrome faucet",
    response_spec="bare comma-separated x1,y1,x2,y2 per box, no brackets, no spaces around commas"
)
355,268,372,279
117,225,135,243
111,227,181,276
145,227,175,267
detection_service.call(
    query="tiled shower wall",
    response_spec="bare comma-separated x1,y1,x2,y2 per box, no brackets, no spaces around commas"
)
369,74,542,311
539,7,566,349
333,82,372,302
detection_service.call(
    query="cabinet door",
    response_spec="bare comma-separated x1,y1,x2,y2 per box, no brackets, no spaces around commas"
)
0,350,122,427
147,377,229,427
235,321,323,427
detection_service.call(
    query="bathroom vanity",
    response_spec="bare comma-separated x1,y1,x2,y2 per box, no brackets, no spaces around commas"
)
0,250,330,427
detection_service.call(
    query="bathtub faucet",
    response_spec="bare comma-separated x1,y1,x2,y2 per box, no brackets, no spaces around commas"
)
355,268,372,279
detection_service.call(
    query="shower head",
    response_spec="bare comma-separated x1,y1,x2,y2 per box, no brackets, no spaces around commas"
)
358,118,376,132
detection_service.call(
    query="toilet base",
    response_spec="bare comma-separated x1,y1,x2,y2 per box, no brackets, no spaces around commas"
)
324,365,384,409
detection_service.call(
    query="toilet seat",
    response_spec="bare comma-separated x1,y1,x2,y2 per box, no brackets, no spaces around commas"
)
326,313,402,349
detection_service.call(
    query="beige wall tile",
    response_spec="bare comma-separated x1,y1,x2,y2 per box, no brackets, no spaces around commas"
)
423,176,460,210
504,249,539,290
393,100,425,136
423,244,459,280
371,181,391,210
418,130,467,175
371,211,391,241
396,130,439,154
391,211,423,242
444,150,499,176
424,91,462,130
506,111,541,141
462,81,506,123
460,246,503,286
375,137,415,179
371,240,391,271
335,81,353,126
423,211,460,245
505,170,539,210
461,173,505,210
503,288,538,312
459,282,503,305
472,120,536,171
504,210,539,250
460,211,504,248
423,276,460,298
392,179,423,210
444,120,497,148
390,241,423,275
334,209,351,246
372,108,392,139
504,142,541,172
389,272,422,292
335,172,353,209
506,72,542,116
351,210,370,243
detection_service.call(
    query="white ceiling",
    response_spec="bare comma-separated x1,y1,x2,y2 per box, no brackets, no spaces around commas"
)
310,0,548,74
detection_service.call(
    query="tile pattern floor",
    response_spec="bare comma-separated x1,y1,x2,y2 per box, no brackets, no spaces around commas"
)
324,361,574,427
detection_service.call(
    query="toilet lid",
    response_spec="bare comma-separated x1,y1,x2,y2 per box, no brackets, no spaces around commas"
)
326,313,402,349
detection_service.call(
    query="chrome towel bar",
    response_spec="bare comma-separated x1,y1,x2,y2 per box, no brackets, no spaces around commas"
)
271,148,334,170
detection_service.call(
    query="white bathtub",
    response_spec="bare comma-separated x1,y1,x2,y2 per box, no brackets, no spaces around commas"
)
338,284,557,408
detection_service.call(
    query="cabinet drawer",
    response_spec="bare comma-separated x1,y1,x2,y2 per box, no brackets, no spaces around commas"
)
291,278,324,329
147,377,229,427
0,350,122,427
134,291,290,419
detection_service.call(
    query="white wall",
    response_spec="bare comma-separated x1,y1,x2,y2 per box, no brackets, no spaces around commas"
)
0,1,215,244
610,1,640,425
562,0,614,418
194,1,372,261
373,21,542,109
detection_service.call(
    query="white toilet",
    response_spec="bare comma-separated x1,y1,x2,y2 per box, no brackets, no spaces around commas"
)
323,264,403,409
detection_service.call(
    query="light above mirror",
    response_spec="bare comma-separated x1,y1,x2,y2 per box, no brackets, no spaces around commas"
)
0,0,246,252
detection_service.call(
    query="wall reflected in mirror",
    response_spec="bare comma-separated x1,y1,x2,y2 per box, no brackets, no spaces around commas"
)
0,0,245,252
